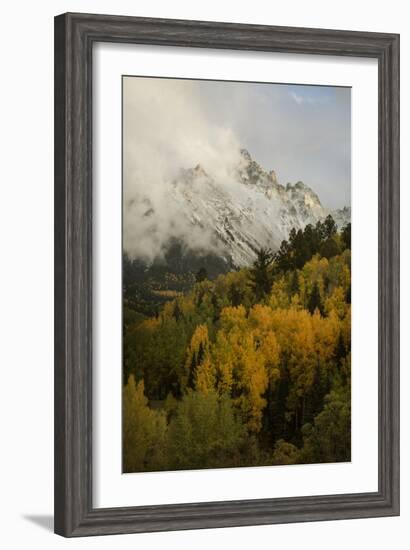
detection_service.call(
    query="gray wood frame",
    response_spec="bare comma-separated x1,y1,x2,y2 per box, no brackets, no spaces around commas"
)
54,12,400,537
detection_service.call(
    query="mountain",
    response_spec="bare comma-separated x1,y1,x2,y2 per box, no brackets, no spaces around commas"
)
152,148,351,268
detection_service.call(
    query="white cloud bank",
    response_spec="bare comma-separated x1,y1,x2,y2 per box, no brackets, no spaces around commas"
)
123,77,244,262
123,77,351,261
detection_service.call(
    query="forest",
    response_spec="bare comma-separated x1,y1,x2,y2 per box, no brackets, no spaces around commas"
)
123,215,351,473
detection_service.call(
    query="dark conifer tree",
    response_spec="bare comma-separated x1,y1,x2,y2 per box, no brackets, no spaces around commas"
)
308,281,323,315
173,300,182,321
289,269,300,296
319,237,341,260
229,283,243,306
334,332,346,365
322,214,338,239
341,223,351,250
196,267,208,282
345,284,351,304
303,223,320,256
315,219,326,241
249,247,274,301
275,239,292,272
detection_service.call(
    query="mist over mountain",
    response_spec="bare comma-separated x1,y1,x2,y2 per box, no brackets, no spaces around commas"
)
123,148,350,269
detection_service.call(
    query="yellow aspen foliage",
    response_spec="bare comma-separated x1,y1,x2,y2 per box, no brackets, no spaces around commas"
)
298,275,307,308
248,305,281,382
122,222,352,472
195,355,216,395
286,314,316,405
324,286,348,319
260,331,281,382
342,263,351,290
232,331,268,432
184,324,211,388
249,304,274,332
179,294,196,320
269,278,290,310
290,293,303,310
187,324,210,358
219,305,248,331
211,304,282,432
123,375,167,472
161,300,177,320
211,330,236,394
300,255,329,304
311,310,341,367
267,307,310,344
274,307,346,421
328,251,351,291
302,255,329,283
140,316,161,332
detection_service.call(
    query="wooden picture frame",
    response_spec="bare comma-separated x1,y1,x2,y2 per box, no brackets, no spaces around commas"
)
54,12,400,536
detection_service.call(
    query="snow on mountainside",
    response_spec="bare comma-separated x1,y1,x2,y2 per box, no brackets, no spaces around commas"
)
136,149,350,268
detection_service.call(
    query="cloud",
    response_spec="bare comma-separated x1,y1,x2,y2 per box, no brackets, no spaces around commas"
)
290,91,327,105
123,77,243,262
290,91,305,105
190,81,351,208
123,77,351,261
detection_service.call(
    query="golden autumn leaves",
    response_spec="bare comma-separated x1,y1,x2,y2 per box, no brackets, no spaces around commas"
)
123,248,351,472
182,299,349,434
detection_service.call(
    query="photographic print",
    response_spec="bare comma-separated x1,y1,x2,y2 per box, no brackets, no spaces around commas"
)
122,76,351,474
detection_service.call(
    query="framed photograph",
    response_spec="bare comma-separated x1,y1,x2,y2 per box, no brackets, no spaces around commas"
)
54,13,400,536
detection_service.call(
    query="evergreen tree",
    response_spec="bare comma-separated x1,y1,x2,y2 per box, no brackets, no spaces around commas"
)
293,229,311,268
229,283,243,306
345,284,351,304
322,214,338,238
173,300,182,321
315,219,326,241
341,223,351,250
303,223,320,256
319,237,341,260
289,270,300,296
308,281,323,314
196,267,208,282
334,332,346,365
275,239,292,271
211,292,220,322
249,247,274,301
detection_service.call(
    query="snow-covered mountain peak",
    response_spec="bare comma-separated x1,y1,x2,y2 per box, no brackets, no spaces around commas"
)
128,149,351,268
237,148,280,195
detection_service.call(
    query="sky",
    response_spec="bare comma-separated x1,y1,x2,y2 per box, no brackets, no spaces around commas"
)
123,76,351,209
195,80,350,209
123,76,351,260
